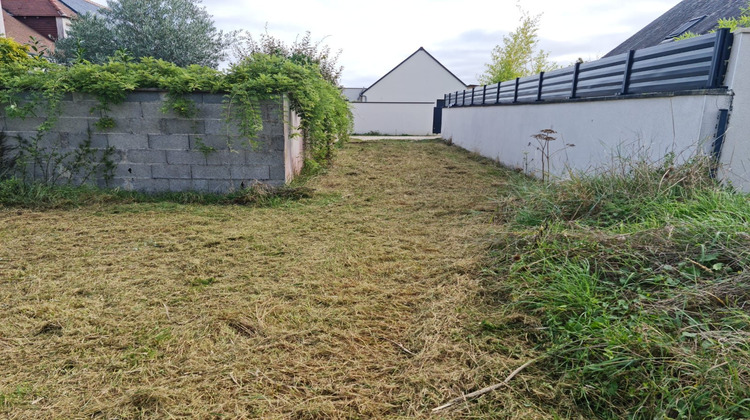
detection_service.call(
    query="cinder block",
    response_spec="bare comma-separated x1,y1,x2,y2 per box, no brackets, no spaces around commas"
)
137,118,163,135
168,179,195,191
246,151,283,166
192,179,209,191
115,163,151,178
126,149,166,164
190,134,233,151
272,135,286,151
138,178,171,193
141,102,170,119
55,117,94,134
196,103,224,119
191,165,230,179
187,93,204,104
269,165,285,181
205,119,240,136
106,102,143,119
4,117,47,132
160,119,204,135
152,164,191,179
203,94,226,104
206,150,246,165
96,118,145,134
231,165,270,180
166,150,206,165
208,180,236,193
108,133,149,150
149,134,189,150
61,102,102,118
126,91,165,102
89,133,109,149
260,102,283,122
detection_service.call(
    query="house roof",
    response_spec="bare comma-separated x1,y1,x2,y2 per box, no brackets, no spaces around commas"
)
59,0,105,16
2,0,76,17
605,0,747,57
361,47,466,96
342,87,366,102
2,10,56,50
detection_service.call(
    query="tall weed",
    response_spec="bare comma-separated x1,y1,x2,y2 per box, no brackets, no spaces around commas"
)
486,155,750,418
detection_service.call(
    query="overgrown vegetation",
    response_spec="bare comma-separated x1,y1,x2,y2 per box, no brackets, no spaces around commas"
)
0,36,351,183
0,177,314,209
483,154,750,418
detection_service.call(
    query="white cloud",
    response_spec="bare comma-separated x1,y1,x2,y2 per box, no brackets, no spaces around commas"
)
207,0,680,86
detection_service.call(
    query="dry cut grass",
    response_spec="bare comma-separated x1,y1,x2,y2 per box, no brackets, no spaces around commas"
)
0,140,531,419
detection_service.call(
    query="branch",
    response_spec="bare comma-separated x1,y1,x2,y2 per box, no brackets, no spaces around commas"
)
431,359,537,413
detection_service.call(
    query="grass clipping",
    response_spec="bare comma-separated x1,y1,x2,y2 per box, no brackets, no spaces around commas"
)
0,140,519,419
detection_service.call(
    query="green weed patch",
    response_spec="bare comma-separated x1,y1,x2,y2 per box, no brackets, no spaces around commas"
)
484,158,750,418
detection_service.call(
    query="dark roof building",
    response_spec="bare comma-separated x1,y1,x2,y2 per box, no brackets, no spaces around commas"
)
605,0,747,57
2,0,76,42
59,0,105,16
1,0,103,51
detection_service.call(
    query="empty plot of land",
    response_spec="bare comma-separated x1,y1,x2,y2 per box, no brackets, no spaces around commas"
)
0,140,523,419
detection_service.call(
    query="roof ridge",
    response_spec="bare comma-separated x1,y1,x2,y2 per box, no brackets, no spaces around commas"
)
361,47,465,96
48,0,67,16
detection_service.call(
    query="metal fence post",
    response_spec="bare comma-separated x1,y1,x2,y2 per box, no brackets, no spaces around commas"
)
470,87,475,105
513,78,520,103
708,28,732,88
482,85,487,105
496,82,501,104
570,62,581,99
462,90,466,106
537,72,545,101
621,50,636,95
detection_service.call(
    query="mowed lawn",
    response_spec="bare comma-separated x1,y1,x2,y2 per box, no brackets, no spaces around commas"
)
0,140,524,419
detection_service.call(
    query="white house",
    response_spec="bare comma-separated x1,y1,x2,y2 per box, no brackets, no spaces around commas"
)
347,47,466,135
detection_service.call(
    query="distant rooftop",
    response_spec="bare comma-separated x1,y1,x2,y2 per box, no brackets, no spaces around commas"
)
59,0,105,16
605,0,747,57
2,0,74,17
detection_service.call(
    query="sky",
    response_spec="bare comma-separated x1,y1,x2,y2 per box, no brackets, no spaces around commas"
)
208,0,682,87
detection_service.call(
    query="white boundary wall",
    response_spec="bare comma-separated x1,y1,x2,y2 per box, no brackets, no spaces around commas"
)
351,102,435,135
719,29,750,191
442,29,750,192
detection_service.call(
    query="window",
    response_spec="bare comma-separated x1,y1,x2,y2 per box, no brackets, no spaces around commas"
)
665,15,707,39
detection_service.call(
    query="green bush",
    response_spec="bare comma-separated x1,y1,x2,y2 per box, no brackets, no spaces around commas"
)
0,38,31,65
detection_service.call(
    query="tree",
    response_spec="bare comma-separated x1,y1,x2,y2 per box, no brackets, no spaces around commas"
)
55,0,228,68
479,9,558,85
229,30,344,87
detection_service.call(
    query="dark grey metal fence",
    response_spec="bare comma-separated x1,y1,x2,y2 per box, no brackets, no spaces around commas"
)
445,29,733,108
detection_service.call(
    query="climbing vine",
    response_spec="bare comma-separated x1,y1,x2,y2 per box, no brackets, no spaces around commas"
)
0,38,351,185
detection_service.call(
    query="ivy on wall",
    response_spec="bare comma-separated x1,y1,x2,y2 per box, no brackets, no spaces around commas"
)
0,38,351,182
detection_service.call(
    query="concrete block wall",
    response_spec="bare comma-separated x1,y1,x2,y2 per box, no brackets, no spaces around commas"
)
0,91,302,193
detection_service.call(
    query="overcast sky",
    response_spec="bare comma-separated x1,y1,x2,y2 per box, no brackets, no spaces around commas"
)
208,0,682,87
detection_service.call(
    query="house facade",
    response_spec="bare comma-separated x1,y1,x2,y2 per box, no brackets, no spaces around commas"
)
346,47,466,135
0,0,104,51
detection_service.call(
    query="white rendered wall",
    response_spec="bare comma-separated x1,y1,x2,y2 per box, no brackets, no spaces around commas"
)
719,29,750,191
362,49,466,102
351,102,436,135
442,94,732,179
